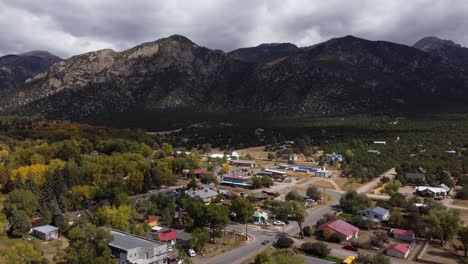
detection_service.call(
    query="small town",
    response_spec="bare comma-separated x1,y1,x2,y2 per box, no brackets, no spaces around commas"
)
2,118,467,264
1,1,468,264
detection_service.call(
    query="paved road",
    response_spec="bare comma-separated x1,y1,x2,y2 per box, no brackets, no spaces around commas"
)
194,189,342,264
193,168,407,264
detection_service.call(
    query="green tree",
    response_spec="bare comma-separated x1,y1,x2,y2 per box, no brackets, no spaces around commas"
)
206,204,229,241
290,201,306,239
389,207,403,227
230,196,255,222
9,210,31,236
300,242,330,258
267,153,275,160
340,190,371,213
356,253,390,264
5,189,39,217
190,227,210,253
458,226,468,257
306,185,321,201
161,143,173,156
61,223,114,264
285,190,304,202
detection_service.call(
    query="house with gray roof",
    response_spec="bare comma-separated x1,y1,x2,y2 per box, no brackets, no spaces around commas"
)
184,188,219,203
360,206,390,222
108,229,168,264
32,225,59,241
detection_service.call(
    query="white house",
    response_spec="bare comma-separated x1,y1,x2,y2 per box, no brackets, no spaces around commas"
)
315,168,331,178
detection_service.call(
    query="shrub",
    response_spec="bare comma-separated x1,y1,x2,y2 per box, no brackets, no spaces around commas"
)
303,226,313,237
301,242,331,258
328,233,343,243
276,236,294,248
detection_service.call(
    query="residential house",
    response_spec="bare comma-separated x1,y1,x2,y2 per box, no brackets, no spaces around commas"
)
317,219,359,241
154,228,177,246
252,210,268,224
359,206,390,222
390,229,415,242
221,174,252,187
440,183,452,194
32,225,59,241
415,186,447,198
229,160,258,168
315,168,331,178
184,188,219,203
108,229,168,264
282,153,298,161
386,243,411,259
405,173,426,183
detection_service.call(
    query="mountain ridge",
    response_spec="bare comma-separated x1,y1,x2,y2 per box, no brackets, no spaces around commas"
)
1,34,468,127
413,36,468,65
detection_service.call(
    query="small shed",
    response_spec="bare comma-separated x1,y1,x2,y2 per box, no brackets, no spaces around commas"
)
386,243,410,259
32,225,59,241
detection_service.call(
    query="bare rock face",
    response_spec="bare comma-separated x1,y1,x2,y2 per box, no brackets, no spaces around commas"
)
2,35,468,126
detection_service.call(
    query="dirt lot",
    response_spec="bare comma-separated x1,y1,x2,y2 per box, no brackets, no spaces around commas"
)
334,178,362,191
309,180,336,190
41,237,69,262
419,240,463,264
201,232,246,257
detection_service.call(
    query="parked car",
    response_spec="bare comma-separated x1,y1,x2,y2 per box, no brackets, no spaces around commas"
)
261,240,271,245
435,196,444,200
188,249,196,257
273,220,286,226
343,244,358,251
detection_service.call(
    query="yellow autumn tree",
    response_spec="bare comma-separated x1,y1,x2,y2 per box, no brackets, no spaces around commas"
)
96,204,135,231
9,164,48,186
9,159,65,186
4,241,44,264
68,185,98,209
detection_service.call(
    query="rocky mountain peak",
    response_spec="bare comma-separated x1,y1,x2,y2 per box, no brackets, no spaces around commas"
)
413,36,468,65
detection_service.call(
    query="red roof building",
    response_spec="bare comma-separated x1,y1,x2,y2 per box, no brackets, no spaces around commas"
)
390,228,415,242
386,243,411,259
317,219,359,241
157,228,177,242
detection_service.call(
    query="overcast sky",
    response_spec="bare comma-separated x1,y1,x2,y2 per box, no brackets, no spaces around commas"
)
1,0,467,58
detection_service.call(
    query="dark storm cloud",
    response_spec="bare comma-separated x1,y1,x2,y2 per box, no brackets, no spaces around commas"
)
0,0,467,58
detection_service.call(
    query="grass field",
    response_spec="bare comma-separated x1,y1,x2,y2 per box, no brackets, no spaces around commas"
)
0,236,24,264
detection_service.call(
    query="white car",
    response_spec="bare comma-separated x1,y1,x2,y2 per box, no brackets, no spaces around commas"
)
188,249,196,257
273,220,286,226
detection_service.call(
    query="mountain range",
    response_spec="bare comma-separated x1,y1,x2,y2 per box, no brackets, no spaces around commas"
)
0,51,61,93
0,35,468,127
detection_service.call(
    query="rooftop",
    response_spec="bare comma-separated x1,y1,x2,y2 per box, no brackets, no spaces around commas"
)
391,228,415,236
109,229,166,251
370,206,389,215
387,243,410,254
185,188,219,199
33,225,58,234
318,219,358,237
